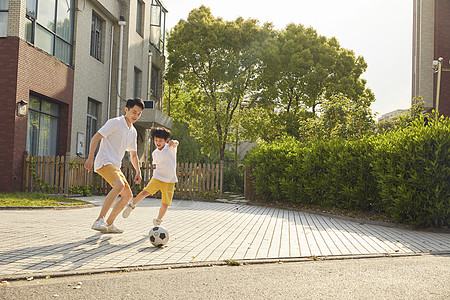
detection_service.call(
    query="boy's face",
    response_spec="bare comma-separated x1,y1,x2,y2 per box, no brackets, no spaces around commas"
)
154,137,168,150
124,105,143,124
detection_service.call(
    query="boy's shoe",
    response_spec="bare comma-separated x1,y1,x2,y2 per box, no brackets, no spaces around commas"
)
153,218,162,226
122,202,136,218
105,223,123,234
91,217,107,232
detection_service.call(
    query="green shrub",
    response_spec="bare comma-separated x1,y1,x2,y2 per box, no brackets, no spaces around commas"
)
223,165,244,193
372,116,450,227
246,115,450,228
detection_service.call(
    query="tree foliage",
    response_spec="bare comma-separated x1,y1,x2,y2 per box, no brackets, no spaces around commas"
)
166,6,270,161
166,6,377,161
255,23,374,115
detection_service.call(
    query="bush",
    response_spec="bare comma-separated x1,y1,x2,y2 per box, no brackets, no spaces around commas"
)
222,165,244,193
246,115,450,228
372,116,450,227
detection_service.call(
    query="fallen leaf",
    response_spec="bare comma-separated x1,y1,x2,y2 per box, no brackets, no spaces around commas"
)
1,281,10,287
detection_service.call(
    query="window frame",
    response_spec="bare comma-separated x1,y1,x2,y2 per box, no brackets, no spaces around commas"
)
26,94,61,157
134,67,142,99
136,0,144,37
25,0,74,65
151,66,159,98
150,0,166,52
0,0,8,37
86,98,99,155
90,11,104,61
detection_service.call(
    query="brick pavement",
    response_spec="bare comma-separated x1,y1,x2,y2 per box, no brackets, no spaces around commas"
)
1,197,449,279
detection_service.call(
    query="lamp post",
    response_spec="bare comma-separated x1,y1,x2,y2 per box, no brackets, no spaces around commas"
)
432,57,450,117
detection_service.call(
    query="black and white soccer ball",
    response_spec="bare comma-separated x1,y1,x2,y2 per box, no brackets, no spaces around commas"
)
148,226,169,247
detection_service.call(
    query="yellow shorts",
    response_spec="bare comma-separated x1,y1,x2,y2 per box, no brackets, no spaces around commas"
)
96,164,130,190
143,178,175,205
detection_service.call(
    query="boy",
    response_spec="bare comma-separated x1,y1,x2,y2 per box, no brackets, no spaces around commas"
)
122,127,178,226
84,98,144,233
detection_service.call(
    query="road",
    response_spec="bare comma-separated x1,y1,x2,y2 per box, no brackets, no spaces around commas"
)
1,254,449,300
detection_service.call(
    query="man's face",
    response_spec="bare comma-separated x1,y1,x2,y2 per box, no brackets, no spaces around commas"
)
153,137,167,150
124,105,143,123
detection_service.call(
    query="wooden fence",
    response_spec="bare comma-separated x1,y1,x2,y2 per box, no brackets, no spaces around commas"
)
23,152,223,199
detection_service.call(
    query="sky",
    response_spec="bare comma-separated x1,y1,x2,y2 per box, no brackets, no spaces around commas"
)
162,0,413,117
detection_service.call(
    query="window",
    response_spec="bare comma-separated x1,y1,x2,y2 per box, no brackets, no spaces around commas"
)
136,0,144,37
0,0,8,37
86,99,98,154
25,0,74,65
134,67,142,98
26,95,60,157
151,66,159,98
90,12,103,61
150,0,166,52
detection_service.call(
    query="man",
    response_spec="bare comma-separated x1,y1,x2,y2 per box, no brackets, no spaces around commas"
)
84,98,144,233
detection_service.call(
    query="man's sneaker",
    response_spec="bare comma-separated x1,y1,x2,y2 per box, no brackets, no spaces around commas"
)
91,217,107,232
122,202,135,218
105,223,124,234
153,218,162,226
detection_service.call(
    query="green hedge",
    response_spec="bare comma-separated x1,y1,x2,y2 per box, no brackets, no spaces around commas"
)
246,116,450,228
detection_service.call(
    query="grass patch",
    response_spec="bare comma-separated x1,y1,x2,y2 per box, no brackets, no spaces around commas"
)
0,192,90,207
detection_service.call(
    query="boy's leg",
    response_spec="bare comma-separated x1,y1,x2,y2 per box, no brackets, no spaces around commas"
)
132,190,151,206
157,203,169,220
154,182,175,226
122,190,150,218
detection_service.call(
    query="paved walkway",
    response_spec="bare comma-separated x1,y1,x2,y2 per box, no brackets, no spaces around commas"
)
1,197,449,279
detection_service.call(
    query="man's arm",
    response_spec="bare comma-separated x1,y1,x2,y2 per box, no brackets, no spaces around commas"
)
129,150,142,184
84,132,103,172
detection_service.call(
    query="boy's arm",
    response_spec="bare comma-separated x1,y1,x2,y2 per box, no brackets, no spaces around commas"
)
129,150,142,184
168,140,179,148
84,132,103,172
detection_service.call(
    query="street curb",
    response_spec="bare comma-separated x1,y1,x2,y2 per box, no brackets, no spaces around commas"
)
3,252,448,282
0,204,95,210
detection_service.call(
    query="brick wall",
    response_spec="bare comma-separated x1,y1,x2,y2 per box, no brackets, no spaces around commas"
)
0,38,19,193
0,37,74,192
434,0,450,117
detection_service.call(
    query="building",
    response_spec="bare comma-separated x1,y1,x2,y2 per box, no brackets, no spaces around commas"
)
0,0,171,192
378,109,409,121
412,0,450,116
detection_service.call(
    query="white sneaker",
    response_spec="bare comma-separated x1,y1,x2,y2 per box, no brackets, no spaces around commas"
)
122,203,135,218
91,217,107,232
105,223,123,234
153,218,162,226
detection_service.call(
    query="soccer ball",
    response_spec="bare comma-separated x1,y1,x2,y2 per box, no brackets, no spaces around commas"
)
148,226,169,247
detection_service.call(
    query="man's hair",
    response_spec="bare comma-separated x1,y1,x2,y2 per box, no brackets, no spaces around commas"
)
151,127,171,140
126,98,144,110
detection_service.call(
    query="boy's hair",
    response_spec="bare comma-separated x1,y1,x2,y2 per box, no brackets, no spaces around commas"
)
151,127,171,140
126,98,144,110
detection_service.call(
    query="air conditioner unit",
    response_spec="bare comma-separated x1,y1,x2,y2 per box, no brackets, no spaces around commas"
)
144,100,155,109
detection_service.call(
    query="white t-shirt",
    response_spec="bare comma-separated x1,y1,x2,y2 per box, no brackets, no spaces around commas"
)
94,116,137,172
152,142,178,183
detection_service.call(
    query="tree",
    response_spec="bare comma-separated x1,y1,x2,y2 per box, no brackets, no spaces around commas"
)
254,23,374,129
166,6,270,165
300,94,375,141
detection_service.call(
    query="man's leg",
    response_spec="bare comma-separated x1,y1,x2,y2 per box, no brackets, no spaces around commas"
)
106,186,133,226
97,178,125,221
